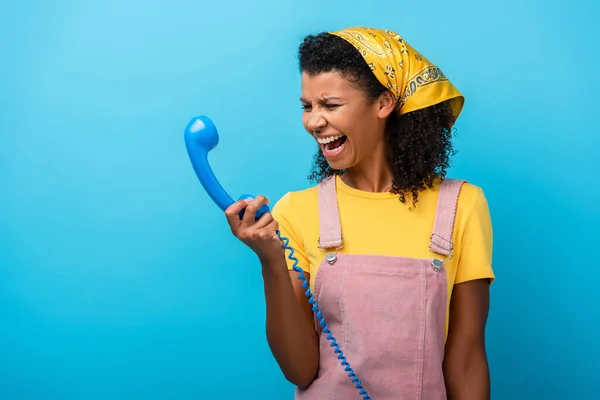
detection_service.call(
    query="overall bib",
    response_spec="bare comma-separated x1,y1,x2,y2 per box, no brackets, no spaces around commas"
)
295,176,465,400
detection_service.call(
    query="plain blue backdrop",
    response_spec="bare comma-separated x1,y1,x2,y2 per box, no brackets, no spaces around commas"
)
1,0,598,398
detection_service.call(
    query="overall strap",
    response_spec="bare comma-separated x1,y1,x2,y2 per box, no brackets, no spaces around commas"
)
429,178,466,259
317,176,343,250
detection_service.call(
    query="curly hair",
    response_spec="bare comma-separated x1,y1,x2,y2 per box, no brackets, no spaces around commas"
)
298,32,457,206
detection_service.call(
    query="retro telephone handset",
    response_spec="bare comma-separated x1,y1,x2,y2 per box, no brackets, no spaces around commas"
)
184,115,371,400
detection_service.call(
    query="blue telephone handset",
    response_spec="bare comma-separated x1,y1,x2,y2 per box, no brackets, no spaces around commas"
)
184,115,371,400
183,116,270,219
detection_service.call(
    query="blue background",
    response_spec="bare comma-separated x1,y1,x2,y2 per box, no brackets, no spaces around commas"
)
1,0,598,398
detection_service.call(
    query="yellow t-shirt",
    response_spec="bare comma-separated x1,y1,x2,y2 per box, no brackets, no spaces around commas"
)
271,175,494,336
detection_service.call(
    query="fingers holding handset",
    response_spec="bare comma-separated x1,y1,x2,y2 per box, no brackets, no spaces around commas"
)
225,196,283,263
224,195,268,231
224,197,251,232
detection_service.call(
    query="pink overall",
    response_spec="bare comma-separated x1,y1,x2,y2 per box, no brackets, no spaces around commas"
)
295,176,465,400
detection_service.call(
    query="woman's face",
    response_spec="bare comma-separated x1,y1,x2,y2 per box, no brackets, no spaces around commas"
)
300,71,395,171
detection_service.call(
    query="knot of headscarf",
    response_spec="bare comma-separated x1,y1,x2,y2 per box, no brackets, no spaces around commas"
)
329,27,464,121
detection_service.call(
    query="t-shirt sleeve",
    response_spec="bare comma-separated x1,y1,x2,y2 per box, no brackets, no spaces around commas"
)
455,187,495,284
271,192,309,271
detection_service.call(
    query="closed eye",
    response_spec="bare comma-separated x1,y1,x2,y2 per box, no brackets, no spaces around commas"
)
301,103,341,111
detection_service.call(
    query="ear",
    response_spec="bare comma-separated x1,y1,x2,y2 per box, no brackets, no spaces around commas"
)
376,90,396,119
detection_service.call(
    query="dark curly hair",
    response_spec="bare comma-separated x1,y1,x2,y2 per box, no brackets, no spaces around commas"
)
298,32,457,206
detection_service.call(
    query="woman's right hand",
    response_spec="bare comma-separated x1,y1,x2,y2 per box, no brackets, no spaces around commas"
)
225,195,284,265
227,196,320,387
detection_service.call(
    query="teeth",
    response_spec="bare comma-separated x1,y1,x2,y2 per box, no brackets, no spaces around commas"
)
316,134,345,144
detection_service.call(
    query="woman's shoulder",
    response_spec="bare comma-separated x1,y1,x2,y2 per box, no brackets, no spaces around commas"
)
420,177,486,211
451,179,488,214
426,177,491,228
271,183,319,219
271,176,490,221
270,183,320,243
440,178,492,233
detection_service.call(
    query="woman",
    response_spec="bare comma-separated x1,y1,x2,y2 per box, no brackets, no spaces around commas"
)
225,27,494,399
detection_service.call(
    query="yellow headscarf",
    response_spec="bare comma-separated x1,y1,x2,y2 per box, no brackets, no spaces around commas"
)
329,27,464,121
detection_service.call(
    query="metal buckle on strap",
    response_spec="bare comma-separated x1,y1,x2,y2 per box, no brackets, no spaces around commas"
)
429,233,454,258
318,236,344,265
429,233,453,271
317,236,344,252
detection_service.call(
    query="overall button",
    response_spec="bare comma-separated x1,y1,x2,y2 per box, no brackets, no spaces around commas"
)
326,253,337,265
432,259,443,271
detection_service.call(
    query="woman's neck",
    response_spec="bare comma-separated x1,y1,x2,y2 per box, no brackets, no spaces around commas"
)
340,157,393,193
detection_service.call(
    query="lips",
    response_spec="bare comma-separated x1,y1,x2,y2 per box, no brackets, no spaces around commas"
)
316,134,348,157
316,134,346,145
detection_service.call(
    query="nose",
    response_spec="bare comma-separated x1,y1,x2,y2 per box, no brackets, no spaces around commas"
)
305,111,327,134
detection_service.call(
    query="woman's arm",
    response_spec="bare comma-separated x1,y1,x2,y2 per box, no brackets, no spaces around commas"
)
443,278,491,400
224,196,319,389
262,257,320,389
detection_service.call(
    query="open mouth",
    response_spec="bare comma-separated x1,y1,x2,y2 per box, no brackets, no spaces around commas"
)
317,134,347,157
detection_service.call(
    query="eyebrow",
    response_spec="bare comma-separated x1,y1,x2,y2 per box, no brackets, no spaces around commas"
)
300,96,344,103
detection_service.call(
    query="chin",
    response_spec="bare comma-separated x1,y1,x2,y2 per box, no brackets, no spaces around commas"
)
324,156,353,172
320,141,353,171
